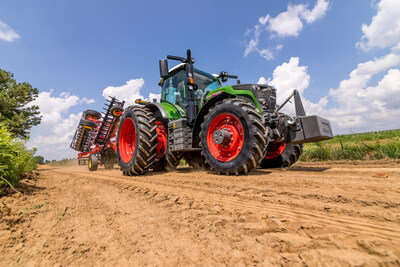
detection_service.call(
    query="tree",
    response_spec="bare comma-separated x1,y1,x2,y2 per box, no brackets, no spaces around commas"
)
0,68,41,139
33,155,44,165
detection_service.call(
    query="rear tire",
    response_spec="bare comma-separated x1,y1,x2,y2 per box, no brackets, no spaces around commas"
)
88,155,98,171
259,143,303,168
116,106,158,175
200,98,268,175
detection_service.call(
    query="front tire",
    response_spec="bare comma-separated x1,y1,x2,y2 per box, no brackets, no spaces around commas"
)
259,143,303,168
116,106,158,175
200,98,268,175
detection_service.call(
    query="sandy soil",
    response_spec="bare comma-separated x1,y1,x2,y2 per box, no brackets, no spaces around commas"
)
1,161,400,266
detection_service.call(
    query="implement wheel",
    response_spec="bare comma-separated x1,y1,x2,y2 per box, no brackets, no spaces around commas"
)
200,98,268,175
85,110,102,120
117,106,157,175
260,143,303,168
88,155,98,171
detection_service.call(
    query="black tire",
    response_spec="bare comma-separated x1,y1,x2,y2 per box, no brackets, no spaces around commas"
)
80,119,97,129
111,105,124,117
116,106,158,175
152,110,183,172
259,144,303,168
101,148,116,170
200,98,268,175
88,154,98,171
85,110,102,120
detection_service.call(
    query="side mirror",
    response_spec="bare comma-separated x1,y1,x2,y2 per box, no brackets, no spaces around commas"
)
159,59,169,78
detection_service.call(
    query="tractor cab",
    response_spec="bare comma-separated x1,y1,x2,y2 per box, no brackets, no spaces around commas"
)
160,65,221,113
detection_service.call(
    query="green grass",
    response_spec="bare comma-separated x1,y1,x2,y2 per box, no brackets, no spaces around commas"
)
300,129,400,161
0,126,37,194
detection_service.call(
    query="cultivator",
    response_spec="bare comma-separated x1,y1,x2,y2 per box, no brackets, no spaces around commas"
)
70,96,124,171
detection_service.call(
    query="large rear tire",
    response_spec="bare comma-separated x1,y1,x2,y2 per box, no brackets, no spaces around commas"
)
116,106,158,175
200,98,268,175
259,143,303,168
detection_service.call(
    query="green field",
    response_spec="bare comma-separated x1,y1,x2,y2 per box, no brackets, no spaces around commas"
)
300,129,400,161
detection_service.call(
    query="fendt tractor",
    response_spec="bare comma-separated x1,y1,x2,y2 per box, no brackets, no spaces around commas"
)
115,49,333,176
70,96,124,171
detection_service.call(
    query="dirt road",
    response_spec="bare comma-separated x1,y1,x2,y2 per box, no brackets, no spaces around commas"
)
1,161,400,266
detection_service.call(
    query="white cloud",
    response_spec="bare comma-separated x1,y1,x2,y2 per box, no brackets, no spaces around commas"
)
357,0,400,51
301,0,330,24
28,91,96,160
30,90,81,124
268,4,305,37
258,14,270,25
258,57,310,103
258,53,400,133
102,78,145,106
244,0,329,59
259,49,274,61
149,93,161,103
0,20,20,42
102,78,160,106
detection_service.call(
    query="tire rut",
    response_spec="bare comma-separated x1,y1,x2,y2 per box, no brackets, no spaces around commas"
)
53,168,400,244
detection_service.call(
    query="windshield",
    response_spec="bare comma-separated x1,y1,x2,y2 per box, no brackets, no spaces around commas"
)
161,69,220,109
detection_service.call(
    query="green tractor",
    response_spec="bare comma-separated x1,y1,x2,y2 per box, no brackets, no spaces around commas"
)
116,49,333,175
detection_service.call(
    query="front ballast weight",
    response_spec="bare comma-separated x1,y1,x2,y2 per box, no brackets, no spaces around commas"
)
274,90,333,145
70,96,125,171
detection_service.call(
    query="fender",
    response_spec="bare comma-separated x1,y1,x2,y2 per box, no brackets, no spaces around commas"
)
145,102,169,125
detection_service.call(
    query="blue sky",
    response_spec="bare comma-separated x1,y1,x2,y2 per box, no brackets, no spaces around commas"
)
1,0,399,160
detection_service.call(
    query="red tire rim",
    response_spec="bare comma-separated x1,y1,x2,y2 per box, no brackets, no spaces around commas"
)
207,113,244,162
155,121,167,161
119,118,136,163
264,142,286,159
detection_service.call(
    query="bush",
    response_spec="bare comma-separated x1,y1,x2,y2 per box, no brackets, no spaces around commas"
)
0,126,37,193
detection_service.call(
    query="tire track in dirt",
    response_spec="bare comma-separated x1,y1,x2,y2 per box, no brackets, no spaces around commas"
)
54,168,400,244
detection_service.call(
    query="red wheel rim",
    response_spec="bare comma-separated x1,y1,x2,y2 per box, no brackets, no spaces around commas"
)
264,142,286,159
119,118,136,163
155,121,167,160
207,113,244,162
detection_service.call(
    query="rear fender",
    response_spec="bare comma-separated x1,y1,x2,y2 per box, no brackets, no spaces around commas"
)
145,103,169,125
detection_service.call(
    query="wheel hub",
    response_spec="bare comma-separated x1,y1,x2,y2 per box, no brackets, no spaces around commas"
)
207,113,244,162
213,129,232,145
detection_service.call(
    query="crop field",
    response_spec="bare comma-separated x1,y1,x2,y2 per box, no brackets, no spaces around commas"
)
301,129,400,161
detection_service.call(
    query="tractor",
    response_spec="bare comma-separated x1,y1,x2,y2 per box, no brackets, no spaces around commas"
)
70,96,124,171
116,49,333,176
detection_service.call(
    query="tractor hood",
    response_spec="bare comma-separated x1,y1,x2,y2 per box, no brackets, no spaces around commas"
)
232,84,277,112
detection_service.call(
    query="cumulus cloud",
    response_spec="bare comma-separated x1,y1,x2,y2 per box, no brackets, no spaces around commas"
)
244,0,329,59
30,90,82,124
28,91,95,160
258,57,310,103
258,53,400,133
102,78,159,106
356,0,400,51
0,20,20,42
